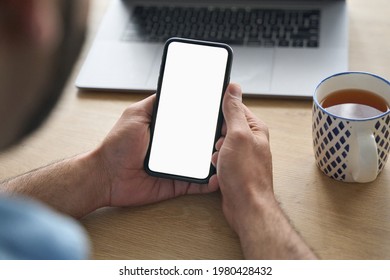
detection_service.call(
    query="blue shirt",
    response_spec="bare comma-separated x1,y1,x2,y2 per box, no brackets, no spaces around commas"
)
0,196,89,259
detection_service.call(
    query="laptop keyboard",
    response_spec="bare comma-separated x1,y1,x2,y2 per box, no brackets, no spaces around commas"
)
122,6,321,48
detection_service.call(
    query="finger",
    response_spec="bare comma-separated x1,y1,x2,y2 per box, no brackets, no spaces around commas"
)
211,151,219,167
222,83,248,132
208,174,220,191
185,181,219,195
215,137,225,151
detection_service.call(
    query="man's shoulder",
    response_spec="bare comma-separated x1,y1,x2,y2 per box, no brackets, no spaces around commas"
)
0,195,90,260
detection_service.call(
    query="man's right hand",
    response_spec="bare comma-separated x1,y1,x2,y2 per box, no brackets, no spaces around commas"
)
211,84,317,259
211,83,275,233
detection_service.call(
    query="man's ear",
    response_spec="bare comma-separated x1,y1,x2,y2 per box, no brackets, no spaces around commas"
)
0,0,60,47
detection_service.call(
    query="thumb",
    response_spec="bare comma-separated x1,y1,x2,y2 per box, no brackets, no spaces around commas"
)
222,83,247,131
133,93,156,117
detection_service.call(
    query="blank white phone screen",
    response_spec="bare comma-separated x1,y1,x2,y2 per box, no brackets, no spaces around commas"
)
148,41,229,180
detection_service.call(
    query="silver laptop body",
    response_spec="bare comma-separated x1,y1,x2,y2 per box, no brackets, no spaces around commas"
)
76,0,348,98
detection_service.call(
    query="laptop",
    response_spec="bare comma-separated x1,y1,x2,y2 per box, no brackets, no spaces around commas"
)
76,0,348,98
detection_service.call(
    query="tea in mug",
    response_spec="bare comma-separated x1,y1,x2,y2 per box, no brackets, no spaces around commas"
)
321,89,389,119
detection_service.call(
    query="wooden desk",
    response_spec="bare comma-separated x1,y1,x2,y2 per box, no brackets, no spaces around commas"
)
0,0,389,259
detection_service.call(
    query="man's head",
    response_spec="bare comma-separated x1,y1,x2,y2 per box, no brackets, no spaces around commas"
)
0,0,88,150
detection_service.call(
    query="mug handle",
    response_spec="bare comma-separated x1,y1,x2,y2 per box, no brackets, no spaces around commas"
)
351,126,378,183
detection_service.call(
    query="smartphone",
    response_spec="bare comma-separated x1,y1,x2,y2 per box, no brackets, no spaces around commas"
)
144,38,233,183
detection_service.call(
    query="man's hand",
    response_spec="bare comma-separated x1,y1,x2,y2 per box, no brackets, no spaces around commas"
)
1,94,218,218
211,84,317,259
211,84,274,231
95,94,219,208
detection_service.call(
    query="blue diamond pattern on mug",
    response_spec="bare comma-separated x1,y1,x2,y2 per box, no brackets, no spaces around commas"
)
313,103,352,181
374,116,390,173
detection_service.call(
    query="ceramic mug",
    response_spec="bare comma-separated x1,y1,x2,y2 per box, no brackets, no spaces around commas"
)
312,72,390,183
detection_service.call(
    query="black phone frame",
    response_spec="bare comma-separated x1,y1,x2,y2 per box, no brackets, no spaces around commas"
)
144,37,233,184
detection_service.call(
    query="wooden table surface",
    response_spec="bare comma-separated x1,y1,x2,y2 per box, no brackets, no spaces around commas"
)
0,0,389,259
